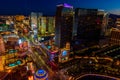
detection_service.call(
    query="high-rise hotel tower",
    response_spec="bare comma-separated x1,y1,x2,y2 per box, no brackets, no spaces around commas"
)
55,3,74,48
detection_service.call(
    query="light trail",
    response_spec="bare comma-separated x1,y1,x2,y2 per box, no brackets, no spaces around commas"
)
23,35,55,77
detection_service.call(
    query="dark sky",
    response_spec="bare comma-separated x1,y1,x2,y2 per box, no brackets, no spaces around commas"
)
0,0,120,15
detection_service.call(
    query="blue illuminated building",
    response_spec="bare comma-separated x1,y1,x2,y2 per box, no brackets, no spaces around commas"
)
34,69,48,80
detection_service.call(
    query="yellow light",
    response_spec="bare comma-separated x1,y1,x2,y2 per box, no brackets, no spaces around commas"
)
28,76,34,80
8,70,11,73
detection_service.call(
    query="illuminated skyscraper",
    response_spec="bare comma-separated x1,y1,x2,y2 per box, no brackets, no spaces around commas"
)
0,35,5,54
47,17,55,34
32,14,55,36
30,12,42,40
39,16,55,35
40,17,46,35
55,3,74,48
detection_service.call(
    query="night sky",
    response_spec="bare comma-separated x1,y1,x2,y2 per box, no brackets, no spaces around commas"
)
0,0,120,15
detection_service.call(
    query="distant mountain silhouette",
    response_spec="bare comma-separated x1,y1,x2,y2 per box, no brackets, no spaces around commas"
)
109,13,120,19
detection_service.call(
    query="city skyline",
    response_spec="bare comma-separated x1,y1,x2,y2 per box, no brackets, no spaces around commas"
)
0,0,120,15
1,1,120,80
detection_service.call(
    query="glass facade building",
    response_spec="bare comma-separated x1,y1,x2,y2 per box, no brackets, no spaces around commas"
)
74,8,104,47
55,3,74,48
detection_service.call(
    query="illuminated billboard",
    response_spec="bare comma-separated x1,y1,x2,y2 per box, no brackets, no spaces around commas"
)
59,49,70,63
62,50,67,56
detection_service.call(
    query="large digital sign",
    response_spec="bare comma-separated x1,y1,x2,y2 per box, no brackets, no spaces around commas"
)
62,50,67,56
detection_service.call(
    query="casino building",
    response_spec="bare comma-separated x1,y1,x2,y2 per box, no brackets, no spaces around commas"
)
72,8,104,51
55,3,74,48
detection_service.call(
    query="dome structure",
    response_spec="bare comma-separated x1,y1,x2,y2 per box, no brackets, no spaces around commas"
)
34,69,48,80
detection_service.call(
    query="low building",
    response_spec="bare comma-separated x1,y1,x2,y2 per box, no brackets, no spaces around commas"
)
110,28,120,45
34,69,48,80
